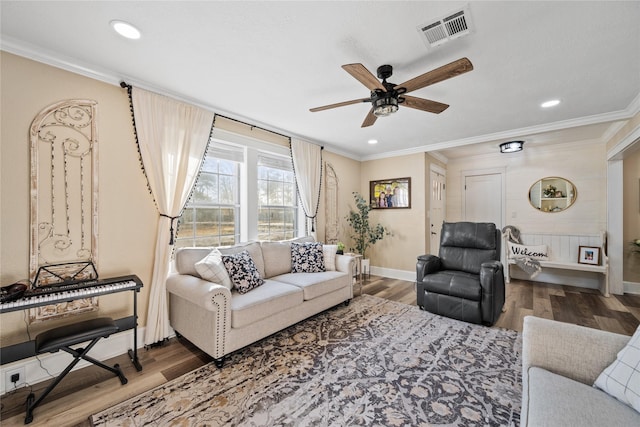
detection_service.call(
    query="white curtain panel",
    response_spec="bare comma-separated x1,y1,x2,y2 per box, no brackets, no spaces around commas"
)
131,87,214,345
290,138,322,238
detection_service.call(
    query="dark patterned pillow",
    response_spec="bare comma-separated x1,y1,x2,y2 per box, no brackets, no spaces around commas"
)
222,250,264,294
291,242,325,273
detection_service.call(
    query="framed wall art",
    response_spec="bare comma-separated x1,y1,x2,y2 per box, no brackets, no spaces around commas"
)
370,177,411,209
578,246,600,265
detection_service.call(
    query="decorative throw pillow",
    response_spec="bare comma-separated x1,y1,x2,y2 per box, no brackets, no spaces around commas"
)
194,248,233,290
594,325,640,412
222,250,264,294
322,244,338,271
507,242,549,260
291,242,325,273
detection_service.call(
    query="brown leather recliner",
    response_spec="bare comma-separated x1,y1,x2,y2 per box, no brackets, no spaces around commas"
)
416,222,505,325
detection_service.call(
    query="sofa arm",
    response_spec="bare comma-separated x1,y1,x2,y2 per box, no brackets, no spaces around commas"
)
416,254,441,282
522,316,629,386
335,254,355,274
166,274,232,312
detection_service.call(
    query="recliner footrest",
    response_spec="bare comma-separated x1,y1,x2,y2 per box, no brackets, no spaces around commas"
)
36,317,119,353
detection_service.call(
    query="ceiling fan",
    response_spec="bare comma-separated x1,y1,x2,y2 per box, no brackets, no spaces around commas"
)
310,58,473,127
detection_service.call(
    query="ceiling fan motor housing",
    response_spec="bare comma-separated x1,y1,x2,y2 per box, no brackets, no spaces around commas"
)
377,64,394,80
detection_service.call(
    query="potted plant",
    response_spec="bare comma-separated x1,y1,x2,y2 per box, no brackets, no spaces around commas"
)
336,242,345,255
345,192,390,260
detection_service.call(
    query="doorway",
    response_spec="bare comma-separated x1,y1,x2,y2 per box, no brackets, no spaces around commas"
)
429,165,446,255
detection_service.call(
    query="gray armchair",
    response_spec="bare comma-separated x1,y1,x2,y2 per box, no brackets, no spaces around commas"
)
416,222,505,325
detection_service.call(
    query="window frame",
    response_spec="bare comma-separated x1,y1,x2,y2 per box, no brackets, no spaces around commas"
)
177,128,304,247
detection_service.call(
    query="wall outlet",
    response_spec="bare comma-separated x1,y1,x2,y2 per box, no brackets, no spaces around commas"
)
5,367,26,389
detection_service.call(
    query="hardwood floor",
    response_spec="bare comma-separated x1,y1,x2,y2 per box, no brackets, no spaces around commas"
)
1,277,639,426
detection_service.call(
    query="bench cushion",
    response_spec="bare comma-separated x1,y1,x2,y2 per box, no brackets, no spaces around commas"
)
36,317,118,353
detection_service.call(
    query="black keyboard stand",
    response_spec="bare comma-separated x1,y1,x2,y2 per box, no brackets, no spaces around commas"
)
0,275,143,371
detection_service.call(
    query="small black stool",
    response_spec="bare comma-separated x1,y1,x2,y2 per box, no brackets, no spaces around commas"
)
25,317,128,424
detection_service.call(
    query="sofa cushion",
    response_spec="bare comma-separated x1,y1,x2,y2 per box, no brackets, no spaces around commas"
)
291,242,325,273
219,242,265,279
526,367,640,426
323,245,338,271
194,248,233,289
222,250,264,294
594,325,640,412
230,280,303,328
261,241,294,278
273,271,349,300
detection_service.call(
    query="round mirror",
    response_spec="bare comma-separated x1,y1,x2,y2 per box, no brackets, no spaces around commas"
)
529,177,577,213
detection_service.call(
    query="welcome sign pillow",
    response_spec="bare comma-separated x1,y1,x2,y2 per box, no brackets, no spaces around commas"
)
508,242,549,260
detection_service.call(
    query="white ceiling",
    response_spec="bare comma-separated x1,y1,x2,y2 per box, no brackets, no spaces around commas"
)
1,1,639,160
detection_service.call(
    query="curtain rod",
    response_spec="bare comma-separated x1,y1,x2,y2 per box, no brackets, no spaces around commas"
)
120,81,323,150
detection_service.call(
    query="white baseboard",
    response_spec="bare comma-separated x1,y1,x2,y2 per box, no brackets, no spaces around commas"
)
1,326,146,395
369,266,415,282
624,281,640,295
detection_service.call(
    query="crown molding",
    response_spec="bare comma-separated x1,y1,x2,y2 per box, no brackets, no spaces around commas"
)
4,37,638,164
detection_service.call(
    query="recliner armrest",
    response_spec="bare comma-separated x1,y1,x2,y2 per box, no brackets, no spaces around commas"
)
416,254,442,282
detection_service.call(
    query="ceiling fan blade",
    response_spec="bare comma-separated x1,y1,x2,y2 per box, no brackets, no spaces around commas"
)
402,95,449,114
310,97,370,112
361,108,378,127
342,63,386,91
395,57,473,94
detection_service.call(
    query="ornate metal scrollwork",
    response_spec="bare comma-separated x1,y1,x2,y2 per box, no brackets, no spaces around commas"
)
29,100,99,322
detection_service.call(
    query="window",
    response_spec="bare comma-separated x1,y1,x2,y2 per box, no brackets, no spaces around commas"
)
176,144,242,248
177,130,302,248
257,154,298,241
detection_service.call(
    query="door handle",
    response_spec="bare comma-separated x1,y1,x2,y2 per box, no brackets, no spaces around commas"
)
431,232,437,235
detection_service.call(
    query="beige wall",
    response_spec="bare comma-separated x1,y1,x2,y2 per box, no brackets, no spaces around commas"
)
445,140,607,235
316,151,361,246
1,51,636,349
360,153,427,271
1,52,158,344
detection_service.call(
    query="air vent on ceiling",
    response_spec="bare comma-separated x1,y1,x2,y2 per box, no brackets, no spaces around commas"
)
417,6,472,48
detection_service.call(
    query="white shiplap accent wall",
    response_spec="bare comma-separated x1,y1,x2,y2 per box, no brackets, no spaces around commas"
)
445,139,607,235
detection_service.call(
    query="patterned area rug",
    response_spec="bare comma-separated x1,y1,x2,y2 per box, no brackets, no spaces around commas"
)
91,295,522,426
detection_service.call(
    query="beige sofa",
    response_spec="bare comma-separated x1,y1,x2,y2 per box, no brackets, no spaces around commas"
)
166,239,355,367
521,316,639,426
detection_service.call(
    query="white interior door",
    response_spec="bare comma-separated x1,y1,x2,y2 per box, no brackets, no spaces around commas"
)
463,172,504,229
430,168,445,255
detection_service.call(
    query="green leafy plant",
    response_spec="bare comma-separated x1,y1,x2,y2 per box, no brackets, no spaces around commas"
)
345,192,390,259
337,242,345,252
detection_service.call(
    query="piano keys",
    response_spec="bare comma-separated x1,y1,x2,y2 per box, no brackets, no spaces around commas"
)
0,275,142,313
0,275,143,370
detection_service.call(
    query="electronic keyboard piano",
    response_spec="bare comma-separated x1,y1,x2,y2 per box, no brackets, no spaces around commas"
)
0,275,143,370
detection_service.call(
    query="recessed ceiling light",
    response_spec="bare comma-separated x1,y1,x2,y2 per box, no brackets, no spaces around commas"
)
541,99,560,108
368,139,378,145
110,20,141,40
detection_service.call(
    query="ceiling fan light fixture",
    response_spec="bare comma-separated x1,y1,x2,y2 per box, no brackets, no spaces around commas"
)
499,140,524,153
373,95,399,117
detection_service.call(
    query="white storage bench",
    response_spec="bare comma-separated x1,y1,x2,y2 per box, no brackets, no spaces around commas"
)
505,231,609,296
